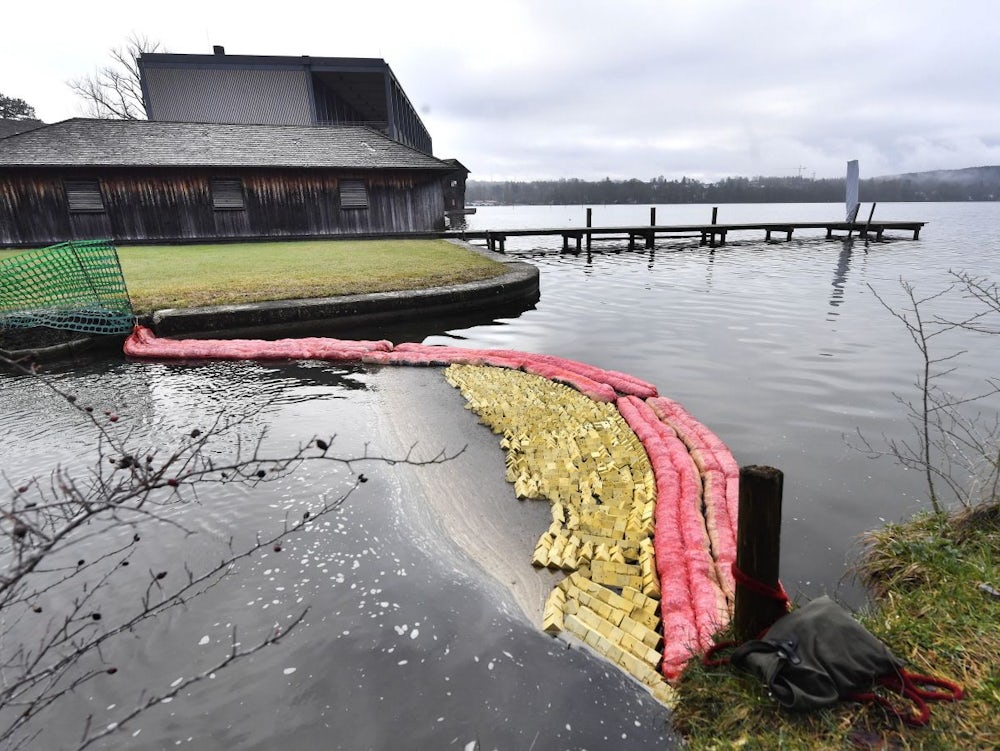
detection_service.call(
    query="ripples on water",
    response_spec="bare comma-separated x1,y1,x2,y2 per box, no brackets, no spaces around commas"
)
0,359,673,749
1,202,997,749
442,202,1000,600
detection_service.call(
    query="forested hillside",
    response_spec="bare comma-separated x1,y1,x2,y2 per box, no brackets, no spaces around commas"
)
467,167,1000,205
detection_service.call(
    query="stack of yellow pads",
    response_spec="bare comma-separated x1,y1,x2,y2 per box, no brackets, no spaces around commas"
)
444,364,675,706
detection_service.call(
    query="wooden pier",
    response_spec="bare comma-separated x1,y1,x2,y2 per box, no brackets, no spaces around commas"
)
444,212,925,253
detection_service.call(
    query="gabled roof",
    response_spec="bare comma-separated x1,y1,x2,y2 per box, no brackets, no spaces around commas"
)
0,118,452,171
0,119,44,139
442,158,471,174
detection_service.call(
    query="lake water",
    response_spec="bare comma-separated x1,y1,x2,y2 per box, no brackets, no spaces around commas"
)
454,202,1000,600
1,202,997,749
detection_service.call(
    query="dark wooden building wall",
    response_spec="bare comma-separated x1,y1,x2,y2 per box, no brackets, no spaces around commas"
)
0,168,447,248
443,170,468,212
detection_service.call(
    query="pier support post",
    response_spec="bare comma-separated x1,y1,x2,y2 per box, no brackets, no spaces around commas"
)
863,203,878,244
561,233,582,254
650,207,656,227
734,465,786,642
586,208,593,250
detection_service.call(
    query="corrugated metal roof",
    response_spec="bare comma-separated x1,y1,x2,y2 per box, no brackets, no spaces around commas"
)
144,67,314,125
140,52,390,73
0,119,453,170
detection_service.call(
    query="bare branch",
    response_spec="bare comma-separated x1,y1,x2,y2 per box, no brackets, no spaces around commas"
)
0,349,459,748
67,32,165,120
855,277,1000,513
77,609,308,750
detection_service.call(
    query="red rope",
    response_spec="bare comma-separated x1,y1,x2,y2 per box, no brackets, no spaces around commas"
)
731,561,791,609
701,564,791,668
849,670,963,726
702,640,737,667
899,671,965,702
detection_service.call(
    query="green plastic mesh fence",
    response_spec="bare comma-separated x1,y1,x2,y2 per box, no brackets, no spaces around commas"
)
0,239,134,335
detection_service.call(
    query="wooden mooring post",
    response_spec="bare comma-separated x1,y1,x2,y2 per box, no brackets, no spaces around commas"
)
733,465,786,642
702,206,723,247
586,208,593,250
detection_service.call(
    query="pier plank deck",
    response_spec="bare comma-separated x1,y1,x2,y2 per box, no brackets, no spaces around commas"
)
444,220,925,252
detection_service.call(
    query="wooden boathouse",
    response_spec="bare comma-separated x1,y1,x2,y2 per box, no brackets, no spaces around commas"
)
0,119,463,248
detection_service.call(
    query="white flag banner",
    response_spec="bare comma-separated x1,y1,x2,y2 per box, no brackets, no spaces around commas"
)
845,160,860,221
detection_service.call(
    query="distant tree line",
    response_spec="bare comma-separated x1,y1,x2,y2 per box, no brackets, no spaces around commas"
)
467,169,1000,205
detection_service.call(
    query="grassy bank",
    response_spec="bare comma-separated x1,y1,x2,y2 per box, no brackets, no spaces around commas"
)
673,503,999,749
112,239,505,314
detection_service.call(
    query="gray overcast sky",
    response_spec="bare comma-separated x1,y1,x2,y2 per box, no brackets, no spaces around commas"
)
4,0,999,181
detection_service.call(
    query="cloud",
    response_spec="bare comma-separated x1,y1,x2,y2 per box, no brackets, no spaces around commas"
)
4,0,998,181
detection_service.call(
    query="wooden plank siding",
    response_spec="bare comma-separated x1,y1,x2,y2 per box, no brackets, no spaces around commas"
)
0,168,446,247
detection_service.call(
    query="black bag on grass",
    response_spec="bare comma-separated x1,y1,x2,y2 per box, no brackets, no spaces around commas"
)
728,596,961,724
731,596,902,710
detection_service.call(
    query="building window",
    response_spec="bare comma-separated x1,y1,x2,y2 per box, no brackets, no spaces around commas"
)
211,178,245,210
339,180,369,209
64,180,105,213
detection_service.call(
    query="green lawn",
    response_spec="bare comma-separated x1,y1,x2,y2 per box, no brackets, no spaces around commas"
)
105,239,505,314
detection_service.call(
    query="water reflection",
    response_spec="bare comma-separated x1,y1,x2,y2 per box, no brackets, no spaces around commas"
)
827,240,854,319
4,202,999,748
436,204,1000,609
0,360,675,750
175,297,539,347
703,246,716,291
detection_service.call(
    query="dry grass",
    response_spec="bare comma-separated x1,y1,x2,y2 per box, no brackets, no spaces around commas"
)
674,503,1000,749
114,239,505,313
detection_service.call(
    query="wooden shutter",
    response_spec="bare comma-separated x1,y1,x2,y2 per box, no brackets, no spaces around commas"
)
64,180,105,213
339,180,368,209
211,179,245,210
